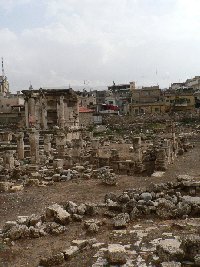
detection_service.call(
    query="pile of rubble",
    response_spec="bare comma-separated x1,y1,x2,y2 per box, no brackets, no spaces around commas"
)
1,201,98,241
105,175,200,225
0,173,200,266
95,166,117,185
39,238,97,267
37,230,200,266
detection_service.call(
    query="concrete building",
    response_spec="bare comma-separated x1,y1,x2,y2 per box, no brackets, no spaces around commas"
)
0,92,24,113
130,102,166,114
77,90,96,109
79,106,94,127
164,88,195,112
185,76,200,90
93,90,107,105
131,86,161,104
22,88,79,130
170,83,185,90
130,85,164,114
107,81,134,114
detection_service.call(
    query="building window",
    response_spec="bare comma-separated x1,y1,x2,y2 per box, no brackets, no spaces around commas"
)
155,108,159,112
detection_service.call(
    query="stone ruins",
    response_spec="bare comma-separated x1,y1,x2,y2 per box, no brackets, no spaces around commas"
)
0,88,200,267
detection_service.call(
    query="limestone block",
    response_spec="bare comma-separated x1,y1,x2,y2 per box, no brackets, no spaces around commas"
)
194,254,200,265
107,244,127,264
156,198,176,219
77,203,87,215
71,239,88,249
87,223,99,233
9,185,24,193
181,234,200,259
113,213,130,229
65,201,78,214
28,214,41,226
161,262,181,267
3,221,18,232
45,204,71,225
63,246,79,260
140,192,152,201
5,224,29,240
157,238,184,261
17,216,29,225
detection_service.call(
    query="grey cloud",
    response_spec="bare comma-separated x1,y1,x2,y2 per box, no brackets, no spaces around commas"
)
0,0,200,91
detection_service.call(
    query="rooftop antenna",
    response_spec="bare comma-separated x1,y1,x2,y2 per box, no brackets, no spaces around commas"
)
2,57,5,77
29,81,33,90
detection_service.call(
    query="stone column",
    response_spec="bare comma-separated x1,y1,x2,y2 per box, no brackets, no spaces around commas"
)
29,97,35,117
71,139,81,158
59,96,65,129
4,151,15,169
2,132,12,143
132,136,142,162
64,99,70,127
53,159,64,171
28,97,36,127
41,104,47,130
110,149,119,161
44,134,52,156
29,128,39,164
40,95,47,130
90,139,100,167
132,136,144,173
35,98,40,129
56,132,66,158
155,148,167,171
74,101,79,127
25,100,29,128
17,132,24,160
163,139,171,164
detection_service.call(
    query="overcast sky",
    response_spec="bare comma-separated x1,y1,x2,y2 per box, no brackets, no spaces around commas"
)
0,0,200,92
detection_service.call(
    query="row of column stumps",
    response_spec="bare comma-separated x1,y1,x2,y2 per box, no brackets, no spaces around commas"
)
15,129,67,165
4,124,180,173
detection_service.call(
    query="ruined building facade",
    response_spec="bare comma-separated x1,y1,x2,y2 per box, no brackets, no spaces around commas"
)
22,88,79,130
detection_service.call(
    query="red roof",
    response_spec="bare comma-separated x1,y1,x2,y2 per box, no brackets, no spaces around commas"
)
79,107,94,113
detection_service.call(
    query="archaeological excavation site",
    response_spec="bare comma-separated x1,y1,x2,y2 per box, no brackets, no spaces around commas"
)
0,86,200,267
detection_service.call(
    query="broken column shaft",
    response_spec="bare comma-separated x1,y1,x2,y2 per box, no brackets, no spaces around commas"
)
29,128,39,164
17,132,24,160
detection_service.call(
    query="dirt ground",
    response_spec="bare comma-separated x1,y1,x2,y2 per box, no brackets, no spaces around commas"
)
0,140,200,267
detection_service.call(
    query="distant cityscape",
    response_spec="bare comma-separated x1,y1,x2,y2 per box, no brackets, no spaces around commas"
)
0,56,200,128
